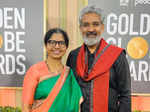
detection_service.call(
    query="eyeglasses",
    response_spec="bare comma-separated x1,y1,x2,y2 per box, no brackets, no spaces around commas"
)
47,40,66,47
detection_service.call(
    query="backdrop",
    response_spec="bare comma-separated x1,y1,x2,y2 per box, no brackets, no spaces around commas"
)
0,0,44,87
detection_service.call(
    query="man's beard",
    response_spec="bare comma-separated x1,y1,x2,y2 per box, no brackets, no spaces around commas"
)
83,36,101,46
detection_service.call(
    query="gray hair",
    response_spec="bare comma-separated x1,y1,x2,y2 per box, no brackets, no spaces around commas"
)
79,5,105,25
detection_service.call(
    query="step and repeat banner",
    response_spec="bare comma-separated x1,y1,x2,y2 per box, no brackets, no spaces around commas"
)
1,0,150,94
0,0,44,87
89,0,150,94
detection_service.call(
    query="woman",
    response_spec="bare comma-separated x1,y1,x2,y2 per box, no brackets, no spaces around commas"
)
22,28,83,112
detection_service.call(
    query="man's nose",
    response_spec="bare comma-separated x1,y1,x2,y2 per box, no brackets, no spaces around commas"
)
87,25,95,32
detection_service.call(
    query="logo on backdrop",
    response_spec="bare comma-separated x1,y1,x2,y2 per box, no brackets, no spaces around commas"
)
106,12,150,83
120,0,129,6
0,8,26,75
135,0,150,6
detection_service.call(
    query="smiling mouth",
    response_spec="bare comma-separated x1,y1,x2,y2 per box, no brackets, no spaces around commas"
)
86,32,97,37
53,50,61,54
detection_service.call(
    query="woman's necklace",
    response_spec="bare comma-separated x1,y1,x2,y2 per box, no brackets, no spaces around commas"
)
45,60,64,74
46,60,51,72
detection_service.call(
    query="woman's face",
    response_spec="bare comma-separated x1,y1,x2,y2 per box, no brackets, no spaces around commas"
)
46,33,67,59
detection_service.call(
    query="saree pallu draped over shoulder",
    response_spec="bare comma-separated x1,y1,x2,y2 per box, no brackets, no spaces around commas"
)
22,61,83,112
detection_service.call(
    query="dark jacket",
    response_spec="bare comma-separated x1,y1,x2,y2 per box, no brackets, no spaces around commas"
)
66,47,131,112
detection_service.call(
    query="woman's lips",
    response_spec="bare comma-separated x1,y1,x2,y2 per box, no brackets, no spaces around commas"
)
53,50,61,54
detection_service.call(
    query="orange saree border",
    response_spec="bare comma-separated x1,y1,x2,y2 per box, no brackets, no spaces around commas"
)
31,66,70,112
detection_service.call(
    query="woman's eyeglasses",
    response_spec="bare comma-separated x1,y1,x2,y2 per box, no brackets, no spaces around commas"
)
47,40,66,47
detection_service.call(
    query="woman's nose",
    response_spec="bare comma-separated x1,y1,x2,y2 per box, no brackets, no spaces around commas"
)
55,43,60,48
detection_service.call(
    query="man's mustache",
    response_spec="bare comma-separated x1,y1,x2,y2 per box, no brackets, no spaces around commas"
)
86,32,97,37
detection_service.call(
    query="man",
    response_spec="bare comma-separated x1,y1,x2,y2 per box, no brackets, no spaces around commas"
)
66,5,131,112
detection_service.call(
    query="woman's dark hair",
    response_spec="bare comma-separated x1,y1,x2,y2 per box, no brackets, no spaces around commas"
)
44,28,69,48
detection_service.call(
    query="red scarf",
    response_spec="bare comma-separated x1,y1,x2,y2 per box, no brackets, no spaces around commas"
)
76,39,123,112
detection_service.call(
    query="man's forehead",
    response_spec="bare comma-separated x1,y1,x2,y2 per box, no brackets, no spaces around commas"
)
83,12,100,17
81,13,101,22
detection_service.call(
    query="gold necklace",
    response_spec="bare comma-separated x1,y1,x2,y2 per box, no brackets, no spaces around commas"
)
45,60,64,74
45,60,51,72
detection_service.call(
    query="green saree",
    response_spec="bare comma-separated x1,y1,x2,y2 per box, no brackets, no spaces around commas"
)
34,69,83,112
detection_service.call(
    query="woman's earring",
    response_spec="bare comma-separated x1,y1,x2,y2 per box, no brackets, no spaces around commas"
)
46,52,48,58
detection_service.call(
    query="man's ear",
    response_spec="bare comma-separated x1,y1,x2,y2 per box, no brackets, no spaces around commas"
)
101,24,104,33
79,24,83,33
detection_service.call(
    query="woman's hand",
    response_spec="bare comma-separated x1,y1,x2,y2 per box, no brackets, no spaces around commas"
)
22,104,31,112
31,99,45,110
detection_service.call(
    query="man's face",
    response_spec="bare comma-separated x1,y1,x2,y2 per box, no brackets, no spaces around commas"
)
80,13,104,46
